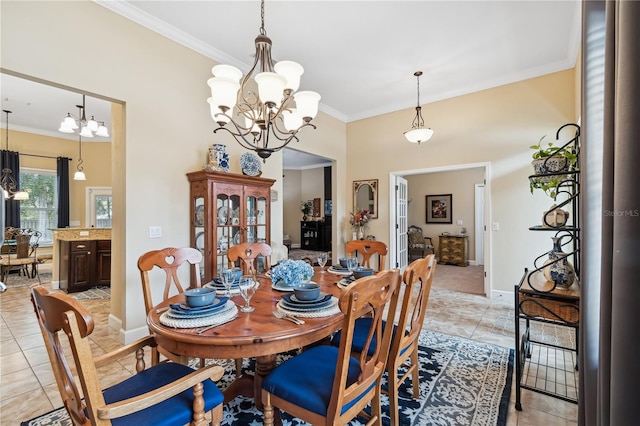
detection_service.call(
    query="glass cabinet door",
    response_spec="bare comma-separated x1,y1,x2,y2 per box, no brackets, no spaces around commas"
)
215,193,241,277
193,196,205,281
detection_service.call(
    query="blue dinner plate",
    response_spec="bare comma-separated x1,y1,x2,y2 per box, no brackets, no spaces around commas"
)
166,301,230,318
170,296,227,313
283,293,330,305
278,298,335,311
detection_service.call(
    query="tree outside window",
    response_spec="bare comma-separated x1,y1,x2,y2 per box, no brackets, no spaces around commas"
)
19,169,57,245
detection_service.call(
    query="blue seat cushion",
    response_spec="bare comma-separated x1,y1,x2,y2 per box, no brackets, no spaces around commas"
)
102,362,223,426
332,318,408,357
262,345,373,416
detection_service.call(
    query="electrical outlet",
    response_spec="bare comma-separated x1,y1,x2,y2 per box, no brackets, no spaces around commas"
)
149,226,162,238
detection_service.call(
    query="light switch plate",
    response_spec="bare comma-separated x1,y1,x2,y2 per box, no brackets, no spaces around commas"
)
456,219,463,225
149,226,162,238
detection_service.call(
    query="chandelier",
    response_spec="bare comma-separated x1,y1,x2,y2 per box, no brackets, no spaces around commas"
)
1,110,29,200
207,0,320,161
59,94,109,138
404,71,433,144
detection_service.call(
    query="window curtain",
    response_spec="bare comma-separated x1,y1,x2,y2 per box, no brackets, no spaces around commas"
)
580,1,640,425
1,149,21,227
57,157,70,228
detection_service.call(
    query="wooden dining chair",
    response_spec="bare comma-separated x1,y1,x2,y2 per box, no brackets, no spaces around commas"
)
331,254,436,425
138,247,203,365
261,269,402,426
345,239,388,271
31,286,224,426
227,242,272,274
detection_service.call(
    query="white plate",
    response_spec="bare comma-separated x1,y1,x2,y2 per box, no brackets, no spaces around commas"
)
271,282,295,292
217,206,228,225
195,232,205,250
240,152,262,176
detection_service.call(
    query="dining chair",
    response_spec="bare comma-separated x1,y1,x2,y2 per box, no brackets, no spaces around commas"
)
30,286,224,426
331,254,436,425
261,269,402,426
138,247,204,365
345,239,388,271
227,242,272,274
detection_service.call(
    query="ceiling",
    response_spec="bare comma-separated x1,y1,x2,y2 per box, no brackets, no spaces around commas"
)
1,0,581,168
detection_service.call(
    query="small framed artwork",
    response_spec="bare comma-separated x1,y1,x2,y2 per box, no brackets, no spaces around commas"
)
324,200,332,216
426,194,452,224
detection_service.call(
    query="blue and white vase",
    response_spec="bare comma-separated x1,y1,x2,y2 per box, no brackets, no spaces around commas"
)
543,236,575,289
204,143,229,172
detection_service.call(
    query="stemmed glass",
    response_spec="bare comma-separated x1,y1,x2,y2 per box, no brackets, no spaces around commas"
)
239,273,258,312
347,257,358,280
221,268,236,298
317,252,328,273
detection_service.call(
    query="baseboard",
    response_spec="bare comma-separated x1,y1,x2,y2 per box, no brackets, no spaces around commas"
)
110,313,149,345
490,289,512,300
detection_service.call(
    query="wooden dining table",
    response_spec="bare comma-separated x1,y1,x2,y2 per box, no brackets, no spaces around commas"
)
146,267,347,410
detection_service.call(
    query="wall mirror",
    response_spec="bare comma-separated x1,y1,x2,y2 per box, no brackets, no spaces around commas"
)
353,179,378,219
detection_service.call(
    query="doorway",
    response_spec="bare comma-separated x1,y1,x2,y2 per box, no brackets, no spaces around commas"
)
389,162,491,296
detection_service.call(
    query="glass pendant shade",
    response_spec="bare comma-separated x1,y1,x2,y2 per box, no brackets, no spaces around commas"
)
73,171,86,181
208,77,241,110
274,61,304,92
95,125,110,137
254,72,287,106
207,98,231,124
404,127,434,144
58,122,75,133
282,108,303,131
211,64,243,82
294,91,321,119
87,118,99,132
79,126,93,137
64,115,78,129
13,190,29,200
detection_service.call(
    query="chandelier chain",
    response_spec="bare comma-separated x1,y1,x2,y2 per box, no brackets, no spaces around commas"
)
260,0,266,35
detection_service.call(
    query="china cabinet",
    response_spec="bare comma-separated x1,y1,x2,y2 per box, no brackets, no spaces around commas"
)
514,123,580,410
188,170,275,282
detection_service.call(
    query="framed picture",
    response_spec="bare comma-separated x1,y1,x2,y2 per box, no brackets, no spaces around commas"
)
426,194,452,224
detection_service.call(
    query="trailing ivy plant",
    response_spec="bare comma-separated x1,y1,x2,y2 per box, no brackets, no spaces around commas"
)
529,136,578,198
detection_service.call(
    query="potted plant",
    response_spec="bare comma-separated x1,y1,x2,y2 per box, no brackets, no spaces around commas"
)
529,136,578,198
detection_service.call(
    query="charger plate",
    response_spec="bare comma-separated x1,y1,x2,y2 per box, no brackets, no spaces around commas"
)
285,293,330,304
337,277,355,289
160,301,238,328
205,283,241,295
328,266,352,276
276,297,340,318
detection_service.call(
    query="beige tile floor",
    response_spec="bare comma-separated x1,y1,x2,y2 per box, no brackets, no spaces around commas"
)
0,267,578,425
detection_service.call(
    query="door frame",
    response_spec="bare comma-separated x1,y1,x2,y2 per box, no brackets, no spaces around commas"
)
389,162,491,296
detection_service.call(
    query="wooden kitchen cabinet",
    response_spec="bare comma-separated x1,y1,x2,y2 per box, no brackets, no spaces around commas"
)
59,240,111,293
438,235,468,266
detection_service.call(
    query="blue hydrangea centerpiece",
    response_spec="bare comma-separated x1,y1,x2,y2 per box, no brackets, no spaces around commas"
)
270,259,314,287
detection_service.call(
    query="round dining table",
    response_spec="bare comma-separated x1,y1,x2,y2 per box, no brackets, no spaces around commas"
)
146,267,346,410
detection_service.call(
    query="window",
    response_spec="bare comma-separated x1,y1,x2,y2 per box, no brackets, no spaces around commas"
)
19,168,57,246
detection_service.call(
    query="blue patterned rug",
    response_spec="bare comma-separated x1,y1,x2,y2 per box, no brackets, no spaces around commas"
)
20,329,513,426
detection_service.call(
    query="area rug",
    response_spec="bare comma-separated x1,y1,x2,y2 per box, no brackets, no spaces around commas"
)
20,329,512,426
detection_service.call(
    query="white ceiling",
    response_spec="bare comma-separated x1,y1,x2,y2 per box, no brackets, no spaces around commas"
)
1,0,581,168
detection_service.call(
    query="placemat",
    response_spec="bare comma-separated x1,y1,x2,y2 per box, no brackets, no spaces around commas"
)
159,301,238,328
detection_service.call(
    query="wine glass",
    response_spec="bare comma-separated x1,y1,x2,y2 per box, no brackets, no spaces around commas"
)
347,257,358,279
317,252,328,273
221,268,236,298
239,273,258,312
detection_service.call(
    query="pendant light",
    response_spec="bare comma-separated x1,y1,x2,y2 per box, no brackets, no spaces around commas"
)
1,110,29,200
404,71,434,144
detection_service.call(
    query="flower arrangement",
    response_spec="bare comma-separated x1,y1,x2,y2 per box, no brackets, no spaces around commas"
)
349,209,370,229
270,259,314,286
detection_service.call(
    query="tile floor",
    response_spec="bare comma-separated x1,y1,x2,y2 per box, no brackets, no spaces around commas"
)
0,267,578,425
